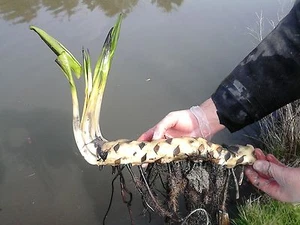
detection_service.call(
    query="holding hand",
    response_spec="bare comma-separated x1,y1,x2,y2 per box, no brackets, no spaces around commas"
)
138,98,225,141
245,149,300,203
138,109,207,141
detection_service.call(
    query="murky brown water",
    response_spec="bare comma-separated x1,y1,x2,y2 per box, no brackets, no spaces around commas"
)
0,0,293,224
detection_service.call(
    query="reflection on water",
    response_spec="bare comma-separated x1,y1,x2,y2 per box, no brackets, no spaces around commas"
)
41,0,80,19
0,0,183,23
0,0,40,23
151,0,183,12
82,0,138,17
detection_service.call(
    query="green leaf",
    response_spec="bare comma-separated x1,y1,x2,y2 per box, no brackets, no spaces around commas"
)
83,49,92,96
82,48,93,119
110,13,123,57
81,14,123,135
55,51,76,88
93,13,123,82
30,26,82,78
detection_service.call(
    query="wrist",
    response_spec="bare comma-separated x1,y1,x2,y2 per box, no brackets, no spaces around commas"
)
190,106,211,139
190,98,225,139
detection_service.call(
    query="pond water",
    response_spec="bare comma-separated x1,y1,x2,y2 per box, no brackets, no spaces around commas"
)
0,0,294,224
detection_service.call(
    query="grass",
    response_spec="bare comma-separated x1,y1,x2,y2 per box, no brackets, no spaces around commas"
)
233,196,300,225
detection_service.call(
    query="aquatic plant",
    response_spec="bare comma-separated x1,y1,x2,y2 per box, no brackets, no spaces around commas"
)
30,15,122,166
30,15,253,225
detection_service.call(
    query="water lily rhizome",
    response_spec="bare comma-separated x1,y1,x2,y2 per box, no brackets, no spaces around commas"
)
30,15,256,225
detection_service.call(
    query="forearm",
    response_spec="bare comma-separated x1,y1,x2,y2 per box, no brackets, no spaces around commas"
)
212,0,300,132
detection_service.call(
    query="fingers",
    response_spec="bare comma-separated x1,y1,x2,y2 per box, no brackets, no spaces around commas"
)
246,160,300,202
254,148,267,160
138,127,155,141
139,113,179,141
245,166,275,187
245,166,280,197
266,154,286,167
253,160,275,178
152,113,177,140
253,149,285,167
253,160,288,185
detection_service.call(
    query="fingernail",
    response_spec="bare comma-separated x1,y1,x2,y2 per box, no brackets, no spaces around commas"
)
253,160,266,171
153,131,161,140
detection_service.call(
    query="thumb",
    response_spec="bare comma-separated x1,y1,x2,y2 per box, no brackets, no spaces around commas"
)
153,124,170,140
253,160,283,179
153,113,177,140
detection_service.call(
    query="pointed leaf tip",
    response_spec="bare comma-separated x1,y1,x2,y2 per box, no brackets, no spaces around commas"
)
30,25,82,78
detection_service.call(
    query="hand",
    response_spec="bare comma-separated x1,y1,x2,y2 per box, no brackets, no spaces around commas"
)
138,109,204,141
245,149,300,203
138,98,225,141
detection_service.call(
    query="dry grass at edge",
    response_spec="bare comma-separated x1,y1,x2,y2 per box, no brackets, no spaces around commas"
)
258,100,300,165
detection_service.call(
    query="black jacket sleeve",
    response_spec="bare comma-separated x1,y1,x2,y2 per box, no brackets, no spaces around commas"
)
211,0,300,132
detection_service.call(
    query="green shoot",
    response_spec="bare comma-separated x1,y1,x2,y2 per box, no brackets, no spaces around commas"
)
30,14,123,165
